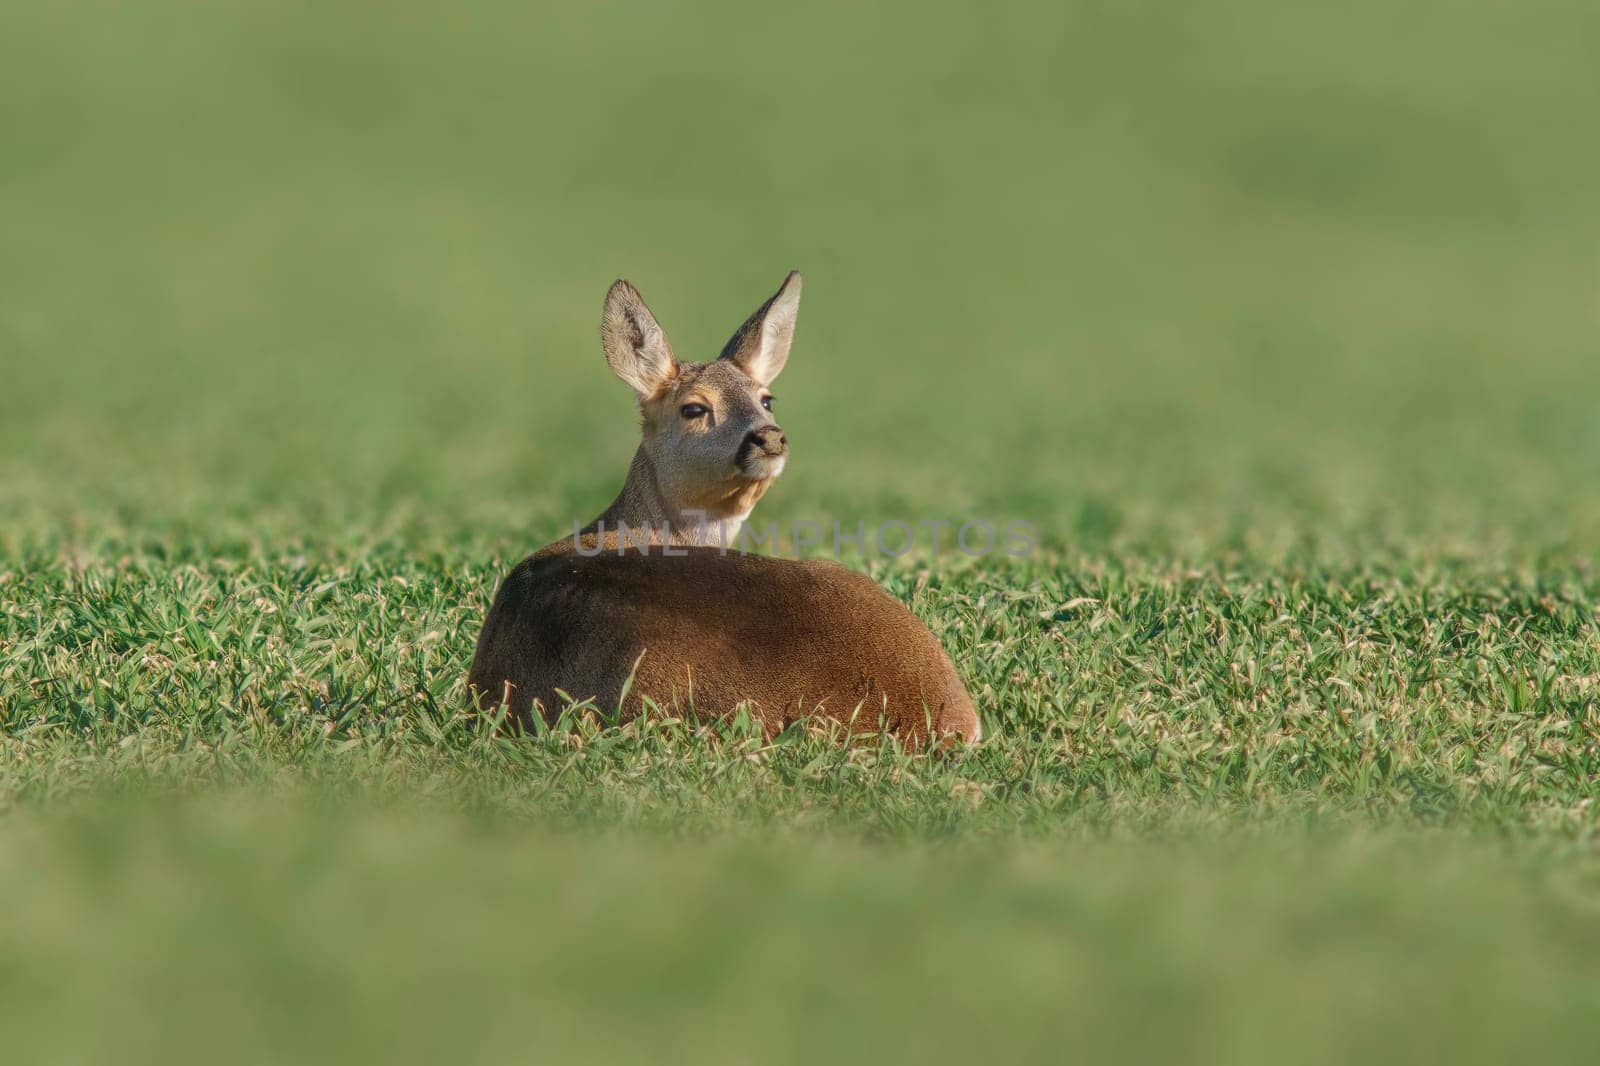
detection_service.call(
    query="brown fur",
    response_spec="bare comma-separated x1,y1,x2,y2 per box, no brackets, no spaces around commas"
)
466,272,982,745
469,543,979,744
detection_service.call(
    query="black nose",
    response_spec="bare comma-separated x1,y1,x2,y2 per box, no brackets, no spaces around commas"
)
745,426,787,453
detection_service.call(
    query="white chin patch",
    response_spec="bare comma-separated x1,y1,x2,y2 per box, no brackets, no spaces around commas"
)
743,454,786,480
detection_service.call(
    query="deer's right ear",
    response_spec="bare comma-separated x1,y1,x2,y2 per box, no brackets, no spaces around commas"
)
601,280,678,398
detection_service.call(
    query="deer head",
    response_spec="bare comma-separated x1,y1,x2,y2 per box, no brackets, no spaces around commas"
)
595,271,802,545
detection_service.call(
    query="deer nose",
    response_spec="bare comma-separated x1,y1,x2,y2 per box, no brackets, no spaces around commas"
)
745,426,787,454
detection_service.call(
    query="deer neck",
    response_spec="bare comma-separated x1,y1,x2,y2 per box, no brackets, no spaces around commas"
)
588,446,764,549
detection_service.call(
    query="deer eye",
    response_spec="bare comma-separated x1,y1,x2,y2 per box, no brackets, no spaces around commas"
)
680,403,709,419
760,395,774,411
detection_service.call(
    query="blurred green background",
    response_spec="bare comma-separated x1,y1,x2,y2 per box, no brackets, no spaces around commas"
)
4,1,1600,1063
6,0,1597,553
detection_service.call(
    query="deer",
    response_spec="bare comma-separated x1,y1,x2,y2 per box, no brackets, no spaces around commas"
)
467,271,983,746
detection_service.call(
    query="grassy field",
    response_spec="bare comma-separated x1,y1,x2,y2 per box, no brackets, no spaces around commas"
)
4,1,1600,1062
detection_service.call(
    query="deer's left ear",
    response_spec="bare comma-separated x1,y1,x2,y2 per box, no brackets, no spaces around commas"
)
719,270,801,386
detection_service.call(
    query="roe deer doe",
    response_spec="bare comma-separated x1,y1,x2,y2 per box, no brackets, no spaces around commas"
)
467,272,982,745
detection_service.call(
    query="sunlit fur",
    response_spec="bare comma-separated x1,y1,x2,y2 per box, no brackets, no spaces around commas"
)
467,272,982,747
613,359,786,545
590,272,796,547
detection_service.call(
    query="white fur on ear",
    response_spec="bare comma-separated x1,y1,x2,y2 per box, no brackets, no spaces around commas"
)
719,270,802,386
601,280,678,398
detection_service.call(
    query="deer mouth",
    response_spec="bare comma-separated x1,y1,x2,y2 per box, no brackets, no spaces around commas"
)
736,441,788,480
737,451,787,480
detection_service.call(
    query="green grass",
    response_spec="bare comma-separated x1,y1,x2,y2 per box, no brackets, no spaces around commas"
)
8,804,1600,1066
4,0,1600,1062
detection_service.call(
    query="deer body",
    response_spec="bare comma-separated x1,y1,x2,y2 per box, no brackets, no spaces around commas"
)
467,273,981,745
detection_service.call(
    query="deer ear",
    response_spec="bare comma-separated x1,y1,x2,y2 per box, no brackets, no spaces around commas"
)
601,280,678,398
719,270,801,386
